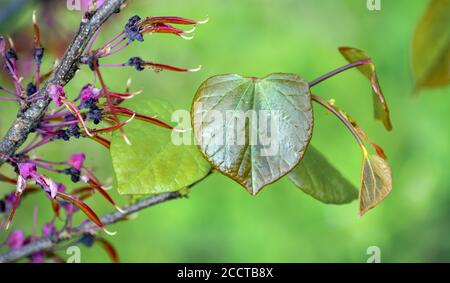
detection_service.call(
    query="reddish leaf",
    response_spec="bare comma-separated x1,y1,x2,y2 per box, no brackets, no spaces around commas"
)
56,192,110,233
339,47,392,130
359,153,392,216
412,0,450,90
96,237,120,263
5,193,22,230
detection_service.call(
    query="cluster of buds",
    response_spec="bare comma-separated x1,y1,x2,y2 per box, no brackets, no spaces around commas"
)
0,4,206,262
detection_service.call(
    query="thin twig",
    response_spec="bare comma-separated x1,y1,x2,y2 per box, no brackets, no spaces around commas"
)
0,192,183,263
0,170,214,263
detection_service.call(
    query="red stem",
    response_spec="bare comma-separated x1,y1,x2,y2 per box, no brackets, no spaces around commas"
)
309,59,371,87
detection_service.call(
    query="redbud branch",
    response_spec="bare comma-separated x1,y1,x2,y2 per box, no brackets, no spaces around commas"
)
0,0,127,166
0,170,213,263
0,192,181,262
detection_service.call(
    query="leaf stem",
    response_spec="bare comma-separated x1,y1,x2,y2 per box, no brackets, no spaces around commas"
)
309,59,371,87
311,94,366,153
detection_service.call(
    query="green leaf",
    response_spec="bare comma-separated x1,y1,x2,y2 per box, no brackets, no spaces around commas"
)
359,153,392,216
412,0,450,90
339,47,392,131
288,145,358,204
192,73,313,195
110,97,211,195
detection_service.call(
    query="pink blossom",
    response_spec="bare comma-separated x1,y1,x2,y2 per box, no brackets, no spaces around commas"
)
42,223,58,237
49,84,65,107
7,230,25,250
81,0,106,16
80,84,100,102
18,163,58,199
68,152,86,170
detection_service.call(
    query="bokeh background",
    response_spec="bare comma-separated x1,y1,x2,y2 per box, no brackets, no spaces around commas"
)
0,0,449,262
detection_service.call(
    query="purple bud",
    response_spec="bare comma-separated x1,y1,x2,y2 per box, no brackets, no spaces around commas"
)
30,251,45,263
63,202,77,215
7,230,25,250
128,57,145,71
80,84,100,102
125,15,144,42
65,125,81,139
80,233,96,247
33,47,44,64
42,223,58,237
49,84,65,107
81,0,106,15
5,49,18,61
6,192,17,204
86,55,99,71
57,183,66,193
18,163,38,179
68,152,86,171
26,82,37,97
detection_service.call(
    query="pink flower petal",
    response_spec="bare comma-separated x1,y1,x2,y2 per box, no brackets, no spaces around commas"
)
18,163,38,179
7,230,25,250
68,152,86,170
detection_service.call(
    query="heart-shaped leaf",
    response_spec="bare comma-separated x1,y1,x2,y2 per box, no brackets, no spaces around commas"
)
192,73,313,195
359,153,392,215
288,145,358,204
110,97,211,195
339,47,392,130
412,0,450,90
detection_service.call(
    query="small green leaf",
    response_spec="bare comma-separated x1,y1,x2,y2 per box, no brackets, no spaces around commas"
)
359,153,392,216
192,73,313,195
288,145,358,204
339,47,392,131
110,97,211,195
412,0,450,90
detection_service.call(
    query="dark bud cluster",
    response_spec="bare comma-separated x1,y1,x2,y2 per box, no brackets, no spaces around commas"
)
87,106,103,125
80,98,98,110
33,47,44,64
64,114,76,121
56,131,70,141
80,93,103,125
124,15,144,42
56,125,81,141
26,82,37,97
5,49,18,60
80,233,96,247
87,56,99,71
63,167,81,183
128,57,145,71
0,199,6,213
66,125,81,139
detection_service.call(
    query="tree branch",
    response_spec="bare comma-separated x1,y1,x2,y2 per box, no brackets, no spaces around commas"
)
0,191,183,263
0,0,211,263
0,0,127,166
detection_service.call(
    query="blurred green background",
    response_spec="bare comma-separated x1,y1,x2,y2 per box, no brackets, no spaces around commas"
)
0,0,449,262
